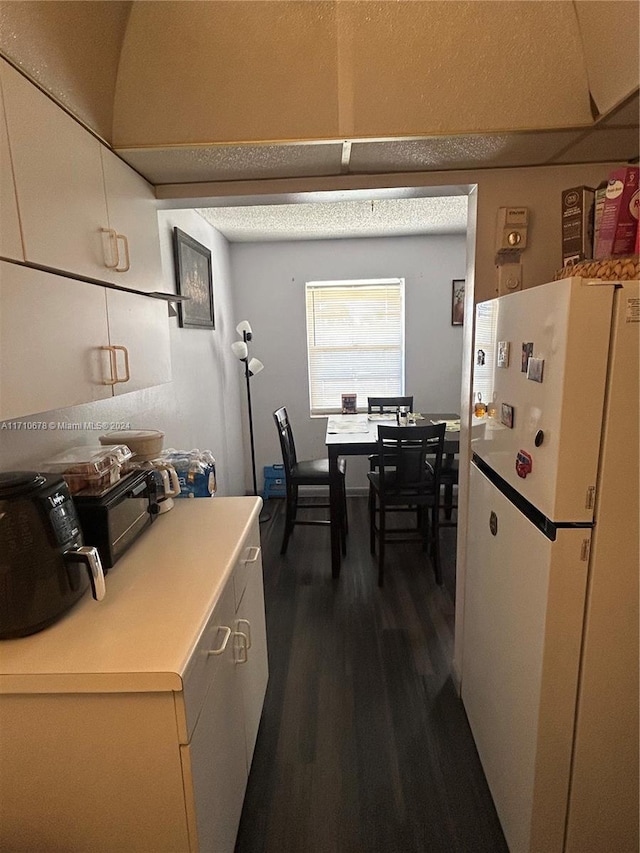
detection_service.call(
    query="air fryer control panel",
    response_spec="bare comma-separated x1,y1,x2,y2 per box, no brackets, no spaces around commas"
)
40,485,82,549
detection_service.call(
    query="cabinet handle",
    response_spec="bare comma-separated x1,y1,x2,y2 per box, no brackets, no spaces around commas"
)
207,625,232,656
112,345,130,383
101,345,119,385
243,546,261,564
236,618,252,649
234,630,249,664
115,233,131,273
100,227,119,269
101,345,131,385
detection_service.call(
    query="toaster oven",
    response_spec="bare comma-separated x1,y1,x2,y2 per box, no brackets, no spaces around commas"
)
72,470,159,571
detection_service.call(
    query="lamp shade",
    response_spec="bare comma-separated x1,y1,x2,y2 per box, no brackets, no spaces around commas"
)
248,357,264,376
236,320,253,336
231,340,248,360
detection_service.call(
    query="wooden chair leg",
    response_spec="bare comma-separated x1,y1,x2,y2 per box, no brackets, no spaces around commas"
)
369,486,376,554
342,476,349,535
377,503,386,587
431,505,443,585
280,484,297,555
444,483,453,520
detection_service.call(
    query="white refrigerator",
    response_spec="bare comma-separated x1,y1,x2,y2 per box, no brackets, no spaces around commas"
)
461,277,639,853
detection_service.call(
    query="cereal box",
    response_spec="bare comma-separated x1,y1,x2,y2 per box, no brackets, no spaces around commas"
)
593,166,639,259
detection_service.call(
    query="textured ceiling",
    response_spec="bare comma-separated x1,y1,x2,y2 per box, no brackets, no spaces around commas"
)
196,196,468,242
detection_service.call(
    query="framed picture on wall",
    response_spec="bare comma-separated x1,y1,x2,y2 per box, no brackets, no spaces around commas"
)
172,227,215,329
451,279,465,326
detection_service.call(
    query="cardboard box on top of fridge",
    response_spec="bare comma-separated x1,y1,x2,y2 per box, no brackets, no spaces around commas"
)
593,166,639,259
561,186,595,266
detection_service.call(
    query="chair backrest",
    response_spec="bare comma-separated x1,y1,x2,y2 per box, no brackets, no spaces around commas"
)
368,395,414,414
273,407,297,478
376,423,446,495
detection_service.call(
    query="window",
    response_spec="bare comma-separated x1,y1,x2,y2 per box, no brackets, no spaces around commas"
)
305,278,405,415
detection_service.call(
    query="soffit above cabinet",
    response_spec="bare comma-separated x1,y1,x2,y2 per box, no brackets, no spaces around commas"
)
0,0,637,186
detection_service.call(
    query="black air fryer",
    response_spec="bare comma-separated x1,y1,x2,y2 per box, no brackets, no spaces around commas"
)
0,471,105,639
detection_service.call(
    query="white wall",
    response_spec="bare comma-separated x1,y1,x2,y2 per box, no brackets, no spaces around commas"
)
230,233,466,492
0,210,246,497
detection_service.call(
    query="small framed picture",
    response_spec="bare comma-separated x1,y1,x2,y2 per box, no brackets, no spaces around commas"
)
172,227,215,329
497,341,510,368
341,393,357,414
527,357,545,383
451,279,465,326
501,403,514,429
521,342,534,373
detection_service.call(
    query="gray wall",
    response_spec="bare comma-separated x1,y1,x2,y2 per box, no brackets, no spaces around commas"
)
0,210,246,498
230,233,466,493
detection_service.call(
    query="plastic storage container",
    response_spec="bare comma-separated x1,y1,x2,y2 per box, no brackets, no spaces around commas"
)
262,464,286,498
99,429,164,461
39,445,133,496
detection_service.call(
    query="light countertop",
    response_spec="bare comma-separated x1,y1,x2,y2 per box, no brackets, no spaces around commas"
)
0,497,262,695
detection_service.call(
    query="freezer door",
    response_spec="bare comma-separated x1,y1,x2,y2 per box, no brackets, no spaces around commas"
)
461,463,589,853
472,277,614,523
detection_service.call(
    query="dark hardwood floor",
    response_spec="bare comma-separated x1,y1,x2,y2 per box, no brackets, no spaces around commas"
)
235,496,507,853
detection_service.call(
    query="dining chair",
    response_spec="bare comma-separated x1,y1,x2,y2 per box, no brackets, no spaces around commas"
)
367,396,414,416
367,396,414,471
367,422,446,587
273,406,348,556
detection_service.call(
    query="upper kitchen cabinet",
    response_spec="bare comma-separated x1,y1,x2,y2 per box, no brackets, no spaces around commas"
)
0,58,162,293
100,147,164,293
0,263,112,419
0,74,24,261
105,288,171,396
0,262,172,421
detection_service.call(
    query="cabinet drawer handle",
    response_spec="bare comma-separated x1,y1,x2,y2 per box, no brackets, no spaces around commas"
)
207,625,232,656
100,227,119,269
243,546,261,564
115,233,131,273
234,630,249,664
101,345,131,385
101,345,118,385
236,618,252,649
112,345,130,383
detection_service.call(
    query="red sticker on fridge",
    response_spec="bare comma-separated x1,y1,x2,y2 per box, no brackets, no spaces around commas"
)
515,450,533,478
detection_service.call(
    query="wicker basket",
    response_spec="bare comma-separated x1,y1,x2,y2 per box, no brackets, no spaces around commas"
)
555,255,639,281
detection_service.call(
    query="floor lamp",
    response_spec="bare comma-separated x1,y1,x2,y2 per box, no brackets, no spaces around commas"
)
231,321,269,519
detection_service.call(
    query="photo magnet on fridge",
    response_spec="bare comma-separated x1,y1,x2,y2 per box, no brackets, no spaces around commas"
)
501,403,514,428
527,357,545,383
497,341,510,368
521,342,534,373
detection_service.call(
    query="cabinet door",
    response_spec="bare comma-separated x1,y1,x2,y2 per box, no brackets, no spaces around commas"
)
235,544,269,770
101,148,163,293
0,75,23,261
105,288,171,395
0,262,112,420
0,59,110,282
181,582,248,853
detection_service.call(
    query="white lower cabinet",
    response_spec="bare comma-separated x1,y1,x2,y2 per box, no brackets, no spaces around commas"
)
0,506,268,853
0,260,171,420
182,582,249,853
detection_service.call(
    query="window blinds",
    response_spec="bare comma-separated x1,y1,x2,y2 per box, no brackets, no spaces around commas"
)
305,279,405,415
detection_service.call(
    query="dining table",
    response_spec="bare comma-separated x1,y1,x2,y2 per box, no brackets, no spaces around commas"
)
325,412,461,578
